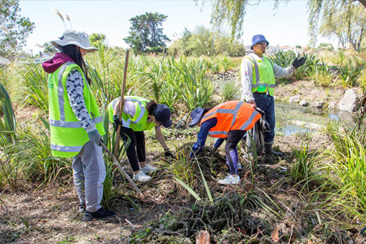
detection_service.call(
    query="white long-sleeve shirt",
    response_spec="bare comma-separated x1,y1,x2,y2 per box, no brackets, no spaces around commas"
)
241,53,295,102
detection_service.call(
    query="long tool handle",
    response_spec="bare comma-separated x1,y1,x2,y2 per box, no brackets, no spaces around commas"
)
101,143,142,195
114,50,130,158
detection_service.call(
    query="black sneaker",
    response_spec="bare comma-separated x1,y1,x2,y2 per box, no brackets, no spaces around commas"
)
79,204,85,213
82,208,116,221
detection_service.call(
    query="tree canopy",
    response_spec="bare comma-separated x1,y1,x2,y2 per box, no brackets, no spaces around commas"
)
89,33,107,48
319,3,366,51
168,26,245,57
42,42,57,54
205,0,366,46
124,12,170,53
0,0,35,56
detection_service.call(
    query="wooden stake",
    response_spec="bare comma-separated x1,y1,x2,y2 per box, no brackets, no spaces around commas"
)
101,143,142,195
114,49,130,158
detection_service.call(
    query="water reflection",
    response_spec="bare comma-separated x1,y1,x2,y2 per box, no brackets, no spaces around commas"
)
275,102,362,136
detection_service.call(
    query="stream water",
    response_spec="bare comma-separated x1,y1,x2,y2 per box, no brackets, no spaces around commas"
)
275,102,360,136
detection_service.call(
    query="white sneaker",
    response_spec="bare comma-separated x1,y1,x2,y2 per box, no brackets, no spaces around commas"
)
133,171,152,182
237,163,242,170
218,174,240,185
140,164,157,174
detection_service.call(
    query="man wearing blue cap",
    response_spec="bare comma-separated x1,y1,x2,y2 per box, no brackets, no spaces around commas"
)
241,34,306,157
108,96,174,182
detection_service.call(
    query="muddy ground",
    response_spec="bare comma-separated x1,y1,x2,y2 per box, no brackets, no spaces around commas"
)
1,76,365,243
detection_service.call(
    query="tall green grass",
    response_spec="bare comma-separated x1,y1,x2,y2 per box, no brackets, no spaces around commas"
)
290,144,318,192
86,50,216,112
0,123,71,190
317,122,366,224
21,64,48,112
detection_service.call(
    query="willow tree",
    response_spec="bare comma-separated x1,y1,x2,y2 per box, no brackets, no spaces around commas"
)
319,3,366,51
204,0,366,44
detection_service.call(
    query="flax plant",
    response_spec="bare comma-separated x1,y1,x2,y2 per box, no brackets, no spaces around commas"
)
290,144,318,192
319,122,366,224
21,64,48,113
86,46,125,107
175,62,214,111
0,81,16,144
137,56,167,103
159,150,197,190
337,58,362,88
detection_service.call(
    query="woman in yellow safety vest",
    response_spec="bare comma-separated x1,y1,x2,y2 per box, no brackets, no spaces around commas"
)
189,101,261,185
42,30,115,221
108,96,174,182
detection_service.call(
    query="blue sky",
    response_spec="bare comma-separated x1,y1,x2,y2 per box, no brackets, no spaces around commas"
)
19,0,337,54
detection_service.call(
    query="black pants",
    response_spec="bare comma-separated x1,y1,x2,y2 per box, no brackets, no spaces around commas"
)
120,127,145,172
225,130,246,175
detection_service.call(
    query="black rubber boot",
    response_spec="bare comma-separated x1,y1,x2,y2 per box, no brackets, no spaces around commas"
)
82,208,116,221
264,143,283,157
264,143,273,164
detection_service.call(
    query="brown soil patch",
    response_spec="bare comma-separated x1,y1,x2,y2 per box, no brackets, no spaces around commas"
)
275,80,363,105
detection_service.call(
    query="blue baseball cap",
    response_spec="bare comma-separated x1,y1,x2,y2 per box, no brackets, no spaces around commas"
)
153,104,172,128
189,108,205,127
251,34,269,50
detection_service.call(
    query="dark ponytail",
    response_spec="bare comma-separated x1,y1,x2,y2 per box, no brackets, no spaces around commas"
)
146,100,157,115
59,45,91,84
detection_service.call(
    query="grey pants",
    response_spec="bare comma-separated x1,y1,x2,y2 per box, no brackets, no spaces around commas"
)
72,141,106,212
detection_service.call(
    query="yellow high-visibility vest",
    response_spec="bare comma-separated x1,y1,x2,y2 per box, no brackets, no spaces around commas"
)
48,62,105,158
245,54,276,96
107,96,155,132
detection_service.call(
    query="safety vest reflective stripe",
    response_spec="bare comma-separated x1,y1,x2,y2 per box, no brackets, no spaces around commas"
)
49,116,102,128
252,83,276,89
209,131,229,136
128,98,145,124
230,101,243,127
203,102,244,129
239,110,259,130
203,109,232,119
248,54,260,86
57,61,74,122
51,144,82,152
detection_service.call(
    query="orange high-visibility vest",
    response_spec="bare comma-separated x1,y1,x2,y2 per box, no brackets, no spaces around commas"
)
200,101,261,138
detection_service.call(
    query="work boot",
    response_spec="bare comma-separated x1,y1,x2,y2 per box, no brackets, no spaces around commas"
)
140,163,157,174
264,143,283,157
82,208,116,221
